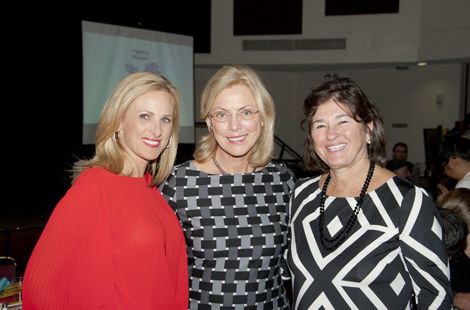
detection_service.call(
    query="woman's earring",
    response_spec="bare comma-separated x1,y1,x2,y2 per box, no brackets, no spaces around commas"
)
113,132,119,142
166,137,172,148
261,122,264,128
367,140,371,145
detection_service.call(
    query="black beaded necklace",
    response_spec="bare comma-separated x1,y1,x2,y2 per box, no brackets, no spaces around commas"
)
318,161,375,251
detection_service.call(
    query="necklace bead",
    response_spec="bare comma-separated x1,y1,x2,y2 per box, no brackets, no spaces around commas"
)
318,161,375,251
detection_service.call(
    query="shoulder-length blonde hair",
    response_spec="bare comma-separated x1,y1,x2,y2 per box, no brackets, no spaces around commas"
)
73,72,180,187
193,65,275,167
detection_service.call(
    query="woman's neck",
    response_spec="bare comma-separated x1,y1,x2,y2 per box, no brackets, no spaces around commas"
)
327,159,372,197
122,159,147,178
214,149,255,174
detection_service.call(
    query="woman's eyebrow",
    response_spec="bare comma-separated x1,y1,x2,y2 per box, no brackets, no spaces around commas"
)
312,113,350,123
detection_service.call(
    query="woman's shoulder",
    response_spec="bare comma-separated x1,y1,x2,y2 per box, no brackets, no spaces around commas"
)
75,167,111,185
374,174,434,207
165,160,200,181
267,162,295,175
172,160,193,172
76,167,147,189
293,174,322,193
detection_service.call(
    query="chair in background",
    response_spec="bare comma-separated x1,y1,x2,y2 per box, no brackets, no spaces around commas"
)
0,256,17,282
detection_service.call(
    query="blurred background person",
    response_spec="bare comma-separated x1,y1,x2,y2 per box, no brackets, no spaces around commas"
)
160,65,296,309
462,113,470,139
386,159,411,180
392,142,408,161
23,72,188,310
438,207,468,259
437,136,470,202
287,78,452,309
391,142,420,186
441,188,470,310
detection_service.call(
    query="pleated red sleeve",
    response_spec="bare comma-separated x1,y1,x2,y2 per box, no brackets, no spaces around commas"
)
23,168,188,310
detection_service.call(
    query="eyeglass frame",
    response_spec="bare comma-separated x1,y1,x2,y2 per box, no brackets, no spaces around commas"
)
209,109,260,123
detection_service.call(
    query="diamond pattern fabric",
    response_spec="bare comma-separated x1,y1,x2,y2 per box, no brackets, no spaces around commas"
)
287,176,453,309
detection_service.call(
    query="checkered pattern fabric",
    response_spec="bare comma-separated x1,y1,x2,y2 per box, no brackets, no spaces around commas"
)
160,161,296,309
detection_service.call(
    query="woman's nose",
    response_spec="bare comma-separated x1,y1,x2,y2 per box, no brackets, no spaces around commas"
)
326,125,338,140
228,114,242,131
150,121,162,136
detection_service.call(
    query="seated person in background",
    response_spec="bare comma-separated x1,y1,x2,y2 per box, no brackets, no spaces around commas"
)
392,142,420,186
438,207,468,259
462,113,470,139
437,137,470,201
386,159,411,180
441,188,470,310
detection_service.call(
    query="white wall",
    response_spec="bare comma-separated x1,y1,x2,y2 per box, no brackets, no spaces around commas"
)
193,0,469,167
419,0,470,61
195,0,470,66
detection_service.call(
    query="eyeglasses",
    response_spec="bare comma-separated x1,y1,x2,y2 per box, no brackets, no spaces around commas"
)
209,110,259,123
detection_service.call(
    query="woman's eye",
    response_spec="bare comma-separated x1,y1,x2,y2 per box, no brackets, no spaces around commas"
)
242,110,252,116
162,117,172,123
140,114,150,120
339,120,348,124
315,124,325,129
216,112,227,118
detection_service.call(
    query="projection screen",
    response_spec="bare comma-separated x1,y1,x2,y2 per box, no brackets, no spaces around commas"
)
82,20,194,145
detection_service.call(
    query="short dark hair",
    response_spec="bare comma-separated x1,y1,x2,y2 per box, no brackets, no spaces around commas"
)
439,136,470,162
301,78,387,173
438,207,468,257
393,142,408,152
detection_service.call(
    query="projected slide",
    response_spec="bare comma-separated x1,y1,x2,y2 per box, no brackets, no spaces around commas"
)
82,20,194,144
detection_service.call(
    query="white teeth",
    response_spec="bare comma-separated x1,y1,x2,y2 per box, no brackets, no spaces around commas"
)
228,135,247,142
143,139,159,145
327,144,346,151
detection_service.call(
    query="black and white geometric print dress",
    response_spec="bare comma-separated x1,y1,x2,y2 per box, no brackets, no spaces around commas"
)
160,161,296,310
287,175,453,310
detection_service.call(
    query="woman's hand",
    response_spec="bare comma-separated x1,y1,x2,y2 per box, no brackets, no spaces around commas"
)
437,184,449,202
453,292,470,310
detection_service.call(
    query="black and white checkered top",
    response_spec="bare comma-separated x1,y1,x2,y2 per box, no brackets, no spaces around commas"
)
160,161,296,310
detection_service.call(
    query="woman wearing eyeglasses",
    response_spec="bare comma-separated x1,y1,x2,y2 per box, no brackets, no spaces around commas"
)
159,65,296,309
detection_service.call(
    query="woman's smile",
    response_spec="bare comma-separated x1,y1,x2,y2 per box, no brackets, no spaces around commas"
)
326,143,347,152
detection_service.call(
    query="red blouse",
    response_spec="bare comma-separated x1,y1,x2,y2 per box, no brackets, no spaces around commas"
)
23,168,188,309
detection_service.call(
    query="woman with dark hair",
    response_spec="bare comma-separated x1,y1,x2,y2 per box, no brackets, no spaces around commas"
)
440,137,470,189
441,188,470,309
287,78,452,309
436,136,470,202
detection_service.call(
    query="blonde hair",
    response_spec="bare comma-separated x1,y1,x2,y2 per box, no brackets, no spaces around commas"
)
194,65,275,167
441,188,470,233
73,72,180,186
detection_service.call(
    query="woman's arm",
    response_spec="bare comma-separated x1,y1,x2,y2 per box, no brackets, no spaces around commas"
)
453,292,470,310
399,186,453,309
23,177,115,310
